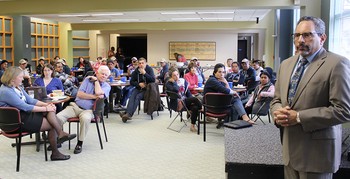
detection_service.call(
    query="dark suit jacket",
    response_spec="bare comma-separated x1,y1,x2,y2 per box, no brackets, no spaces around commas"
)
271,48,350,173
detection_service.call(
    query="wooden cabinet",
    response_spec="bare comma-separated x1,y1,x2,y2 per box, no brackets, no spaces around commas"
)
0,16,14,64
31,21,59,65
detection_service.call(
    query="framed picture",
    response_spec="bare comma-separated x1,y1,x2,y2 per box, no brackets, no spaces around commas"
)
169,41,216,61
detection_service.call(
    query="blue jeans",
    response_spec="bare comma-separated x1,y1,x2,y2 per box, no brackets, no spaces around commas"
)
126,89,145,117
231,97,247,120
120,86,135,106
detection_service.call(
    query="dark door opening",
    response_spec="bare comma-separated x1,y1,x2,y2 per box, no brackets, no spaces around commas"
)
237,40,248,63
117,35,147,70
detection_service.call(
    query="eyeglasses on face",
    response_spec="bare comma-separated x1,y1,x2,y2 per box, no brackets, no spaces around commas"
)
291,32,322,40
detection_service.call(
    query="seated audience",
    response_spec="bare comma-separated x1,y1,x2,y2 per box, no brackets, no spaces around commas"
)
225,61,245,86
18,59,31,87
23,58,32,74
156,59,169,84
190,57,206,84
0,66,76,161
60,58,71,75
241,58,257,93
127,57,138,76
252,59,263,82
119,57,155,123
55,61,79,97
245,70,275,115
36,58,45,75
184,62,199,95
57,66,111,154
203,63,254,124
75,57,85,69
107,60,122,108
0,59,8,84
166,68,202,132
226,58,234,73
92,57,103,72
34,64,64,112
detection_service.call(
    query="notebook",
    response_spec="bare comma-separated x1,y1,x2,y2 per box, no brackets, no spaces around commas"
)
224,120,253,129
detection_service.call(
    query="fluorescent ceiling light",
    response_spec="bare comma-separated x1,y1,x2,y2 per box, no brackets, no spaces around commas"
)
171,18,201,21
110,19,139,22
82,19,109,22
198,11,235,14
92,13,124,16
202,18,234,20
161,12,196,15
59,14,89,17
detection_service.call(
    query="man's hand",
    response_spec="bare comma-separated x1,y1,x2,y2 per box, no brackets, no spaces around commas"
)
139,82,146,89
168,78,174,83
89,76,97,82
138,68,146,75
273,106,298,127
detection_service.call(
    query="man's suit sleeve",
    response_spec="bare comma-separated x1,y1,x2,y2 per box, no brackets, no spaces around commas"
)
300,57,350,132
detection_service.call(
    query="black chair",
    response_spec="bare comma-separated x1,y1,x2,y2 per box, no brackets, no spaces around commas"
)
0,107,48,172
201,93,233,142
166,91,191,132
250,99,272,124
68,97,107,150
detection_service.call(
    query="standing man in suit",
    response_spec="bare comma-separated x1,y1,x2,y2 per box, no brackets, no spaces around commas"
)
271,16,350,179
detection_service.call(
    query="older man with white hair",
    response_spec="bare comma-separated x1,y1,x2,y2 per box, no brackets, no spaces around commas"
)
57,65,111,154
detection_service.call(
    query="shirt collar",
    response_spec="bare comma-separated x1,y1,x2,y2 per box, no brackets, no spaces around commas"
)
298,48,322,64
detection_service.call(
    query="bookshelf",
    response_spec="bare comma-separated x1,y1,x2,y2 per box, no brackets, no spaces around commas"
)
72,31,90,64
31,21,59,65
0,16,14,64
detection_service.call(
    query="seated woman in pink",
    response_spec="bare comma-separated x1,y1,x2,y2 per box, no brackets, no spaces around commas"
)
184,62,198,95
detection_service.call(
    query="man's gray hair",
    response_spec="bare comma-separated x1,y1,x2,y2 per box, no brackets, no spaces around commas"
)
98,65,110,75
297,16,325,34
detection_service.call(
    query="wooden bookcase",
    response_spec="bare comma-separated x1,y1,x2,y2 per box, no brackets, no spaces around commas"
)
0,16,14,64
31,21,59,65
72,31,90,64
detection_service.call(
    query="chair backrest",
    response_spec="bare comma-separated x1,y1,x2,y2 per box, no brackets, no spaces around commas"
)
204,93,233,114
166,90,181,100
0,107,22,133
92,98,105,117
84,71,95,78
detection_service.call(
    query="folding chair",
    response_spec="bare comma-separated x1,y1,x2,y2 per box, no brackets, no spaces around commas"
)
0,107,48,172
201,93,233,142
166,90,191,132
250,99,272,124
68,97,108,150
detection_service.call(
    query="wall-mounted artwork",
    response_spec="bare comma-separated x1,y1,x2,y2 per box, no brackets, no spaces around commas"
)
169,41,216,61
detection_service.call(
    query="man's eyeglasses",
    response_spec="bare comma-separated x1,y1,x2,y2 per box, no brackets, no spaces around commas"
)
291,32,322,40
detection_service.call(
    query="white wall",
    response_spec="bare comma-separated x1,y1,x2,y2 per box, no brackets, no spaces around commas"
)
147,30,238,66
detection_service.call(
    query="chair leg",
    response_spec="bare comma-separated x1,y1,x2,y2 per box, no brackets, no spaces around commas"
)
16,136,22,172
101,116,108,142
95,120,103,149
68,122,71,150
42,131,48,161
167,112,187,132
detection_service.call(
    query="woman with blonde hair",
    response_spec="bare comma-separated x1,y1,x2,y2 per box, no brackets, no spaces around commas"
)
0,66,76,161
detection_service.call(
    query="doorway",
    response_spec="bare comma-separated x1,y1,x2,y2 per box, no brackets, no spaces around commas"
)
237,40,248,63
117,35,147,70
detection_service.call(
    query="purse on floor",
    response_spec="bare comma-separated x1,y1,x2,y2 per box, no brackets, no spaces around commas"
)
224,120,252,129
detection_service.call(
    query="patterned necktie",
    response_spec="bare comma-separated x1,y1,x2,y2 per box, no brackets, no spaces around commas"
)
288,58,308,105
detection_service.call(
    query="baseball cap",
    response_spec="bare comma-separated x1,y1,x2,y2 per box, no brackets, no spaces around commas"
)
0,59,8,66
160,58,166,63
131,57,138,62
191,57,198,61
241,58,250,64
19,59,27,64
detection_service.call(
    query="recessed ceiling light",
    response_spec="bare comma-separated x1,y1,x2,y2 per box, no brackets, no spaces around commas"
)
110,19,139,22
92,13,124,16
161,12,196,15
82,19,109,22
58,14,89,17
198,11,235,14
202,18,234,20
171,18,201,21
